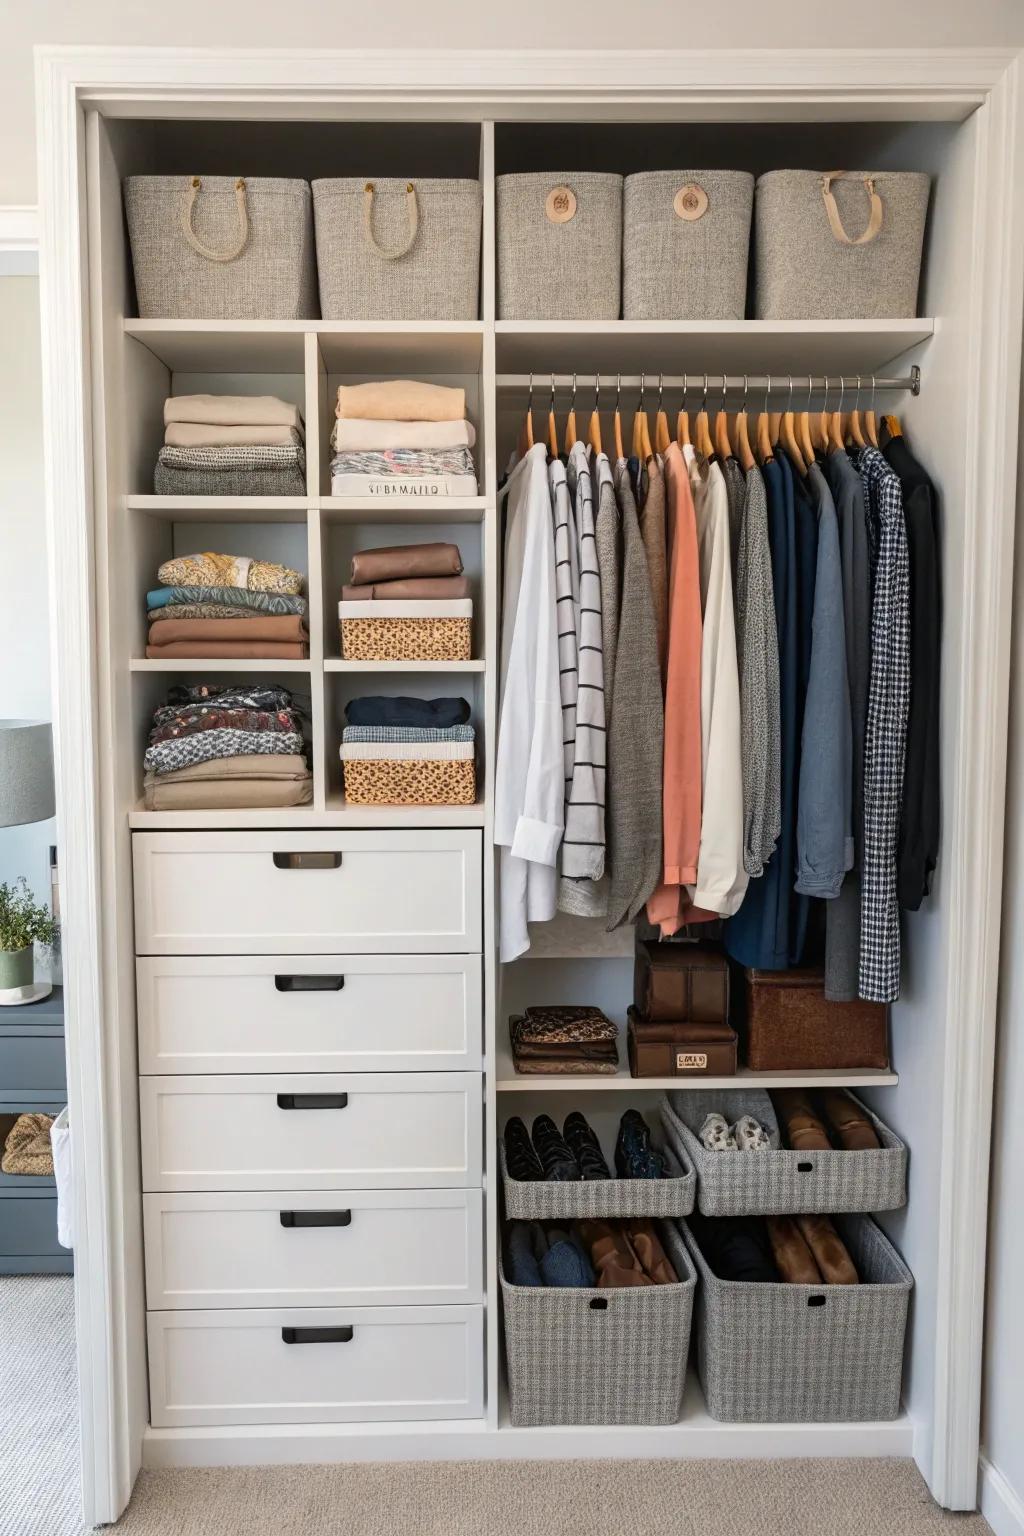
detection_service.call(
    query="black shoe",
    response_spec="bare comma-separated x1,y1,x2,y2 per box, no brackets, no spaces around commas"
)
615,1109,666,1180
562,1112,611,1180
503,1117,544,1181
531,1114,582,1182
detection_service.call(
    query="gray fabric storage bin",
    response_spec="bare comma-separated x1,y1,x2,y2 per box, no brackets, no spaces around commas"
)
500,1134,695,1221
500,1219,696,1426
755,169,930,319
497,172,622,319
661,1089,907,1217
623,170,753,320
124,176,317,319
682,1214,912,1422
312,178,481,320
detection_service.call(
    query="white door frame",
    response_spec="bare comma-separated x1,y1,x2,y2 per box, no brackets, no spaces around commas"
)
34,45,1024,1524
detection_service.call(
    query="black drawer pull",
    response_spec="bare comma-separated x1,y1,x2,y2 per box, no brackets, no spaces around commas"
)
797,1161,814,1173
273,851,343,870
808,1295,827,1308
280,1209,352,1229
276,1093,348,1111
275,975,345,993
282,1326,354,1345
589,1297,608,1311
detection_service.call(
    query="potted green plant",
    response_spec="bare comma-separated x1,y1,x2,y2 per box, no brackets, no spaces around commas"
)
0,879,60,994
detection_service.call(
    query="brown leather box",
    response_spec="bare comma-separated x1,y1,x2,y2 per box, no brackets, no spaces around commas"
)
627,1008,739,1078
633,941,729,1024
742,968,890,1071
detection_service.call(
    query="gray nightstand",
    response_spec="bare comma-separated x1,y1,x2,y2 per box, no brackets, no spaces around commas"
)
0,985,72,1273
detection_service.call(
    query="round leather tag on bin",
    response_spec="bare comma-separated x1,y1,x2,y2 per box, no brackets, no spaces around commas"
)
674,183,709,221
545,185,577,223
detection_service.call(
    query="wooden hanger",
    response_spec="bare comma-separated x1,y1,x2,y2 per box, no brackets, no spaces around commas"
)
632,372,653,460
781,377,807,476
565,372,578,452
883,412,903,440
654,373,671,456
714,378,732,460
864,375,879,447
797,376,816,465
613,374,625,462
847,375,867,449
814,377,831,455
735,375,756,471
756,376,773,464
677,374,692,448
828,378,846,453
546,374,559,459
517,372,535,457
695,375,714,458
588,375,603,456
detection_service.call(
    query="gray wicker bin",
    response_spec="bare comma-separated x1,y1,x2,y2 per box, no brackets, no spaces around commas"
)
124,176,317,320
497,172,623,320
755,169,930,319
500,1133,695,1221
500,1219,696,1426
312,178,481,320
661,1089,907,1217
681,1214,912,1422
623,170,753,320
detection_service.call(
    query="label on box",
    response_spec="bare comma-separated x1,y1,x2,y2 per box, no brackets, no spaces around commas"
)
676,1052,708,1071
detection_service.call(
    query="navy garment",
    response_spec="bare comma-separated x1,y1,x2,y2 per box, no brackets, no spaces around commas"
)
344,695,471,729
788,457,819,964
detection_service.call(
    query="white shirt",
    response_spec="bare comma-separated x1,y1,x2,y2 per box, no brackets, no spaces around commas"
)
496,444,565,960
686,450,748,916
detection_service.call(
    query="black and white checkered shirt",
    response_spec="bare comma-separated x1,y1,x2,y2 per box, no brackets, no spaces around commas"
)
857,446,910,1003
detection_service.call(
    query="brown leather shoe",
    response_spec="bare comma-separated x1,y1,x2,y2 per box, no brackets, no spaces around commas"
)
773,1089,831,1151
795,1215,859,1284
765,1215,823,1284
819,1090,881,1150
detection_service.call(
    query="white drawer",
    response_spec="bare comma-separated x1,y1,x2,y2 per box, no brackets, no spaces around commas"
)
147,1304,484,1427
132,831,482,955
139,1073,482,1192
143,1189,483,1309
136,955,482,1074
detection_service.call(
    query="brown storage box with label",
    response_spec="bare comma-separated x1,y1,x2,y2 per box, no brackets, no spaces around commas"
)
627,1009,738,1078
634,942,730,1025
742,969,889,1072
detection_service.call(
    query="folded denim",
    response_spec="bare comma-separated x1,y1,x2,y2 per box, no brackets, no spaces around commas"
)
344,696,471,728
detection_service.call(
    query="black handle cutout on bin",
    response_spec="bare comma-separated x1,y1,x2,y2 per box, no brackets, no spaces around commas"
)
275,975,345,993
797,1161,814,1172
281,1326,354,1345
808,1295,827,1308
280,1210,352,1229
273,851,342,870
276,1093,348,1111
589,1297,609,1311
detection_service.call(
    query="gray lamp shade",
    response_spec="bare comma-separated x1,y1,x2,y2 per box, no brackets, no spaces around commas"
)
0,720,56,827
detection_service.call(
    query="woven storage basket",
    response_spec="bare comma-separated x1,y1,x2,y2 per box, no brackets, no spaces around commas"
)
497,172,623,320
754,169,930,319
500,1138,695,1222
661,1090,906,1217
742,967,889,1071
681,1214,913,1423
339,600,472,662
312,178,481,320
500,1219,696,1426
342,757,476,806
124,176,317,320
623,170,753,320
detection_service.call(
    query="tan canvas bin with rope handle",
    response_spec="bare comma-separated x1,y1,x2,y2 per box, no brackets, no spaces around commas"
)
124,176,318,319
754,169,930,319
312,178,481,320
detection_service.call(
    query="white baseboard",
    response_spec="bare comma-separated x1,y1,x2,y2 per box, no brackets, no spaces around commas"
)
980,1457,1024,1536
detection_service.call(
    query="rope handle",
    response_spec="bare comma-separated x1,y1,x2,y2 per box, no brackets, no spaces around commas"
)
181,177,249,263
820,172,883,247
362,181,419,261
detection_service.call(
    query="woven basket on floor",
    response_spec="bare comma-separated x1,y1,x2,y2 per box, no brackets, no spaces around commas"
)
342,758,476,806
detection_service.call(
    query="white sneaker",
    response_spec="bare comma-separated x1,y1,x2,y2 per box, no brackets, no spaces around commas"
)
700,1112,737,1151
732,1115,770,1151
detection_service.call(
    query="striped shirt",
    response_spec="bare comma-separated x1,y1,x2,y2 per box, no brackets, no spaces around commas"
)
559,442,607,887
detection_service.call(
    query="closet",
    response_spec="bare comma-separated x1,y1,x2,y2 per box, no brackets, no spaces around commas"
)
36,48,1024,1522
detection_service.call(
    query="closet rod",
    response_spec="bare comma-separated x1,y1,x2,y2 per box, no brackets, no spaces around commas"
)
496,365,922,396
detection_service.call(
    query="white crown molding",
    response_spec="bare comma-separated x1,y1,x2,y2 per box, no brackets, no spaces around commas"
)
980,1458,1024,1536
0,205,39,274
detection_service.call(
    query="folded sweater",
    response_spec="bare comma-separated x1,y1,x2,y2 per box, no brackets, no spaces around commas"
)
336,379,465,423
345,696,471,729
164,394,303,430
331,418,475,452
165,422,303,450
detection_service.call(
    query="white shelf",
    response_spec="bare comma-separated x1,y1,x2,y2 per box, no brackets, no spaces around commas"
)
124,319,309,372
326,659,484,673
494,318,934,377
127,495,311,523
129,793,487,830
124,318,484,373
318,495,486,523
130,658,312,673
494,1044,898,1091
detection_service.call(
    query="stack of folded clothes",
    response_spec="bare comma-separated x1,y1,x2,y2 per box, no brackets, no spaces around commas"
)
508,1004,619,1076
503,1109,667,1182
331,379,477,497
155,393,306,497
340,695,476,806
142,683,312,811
505,1219,679,1289
688,1210,860,1286
339,540,471,661
146,551,308,659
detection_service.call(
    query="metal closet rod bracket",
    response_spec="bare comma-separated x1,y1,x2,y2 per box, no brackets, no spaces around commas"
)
497,366,923,396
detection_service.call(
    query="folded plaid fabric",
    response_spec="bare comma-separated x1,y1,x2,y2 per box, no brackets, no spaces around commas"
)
341,724,475,744
145,729,305,776
158,444,305,472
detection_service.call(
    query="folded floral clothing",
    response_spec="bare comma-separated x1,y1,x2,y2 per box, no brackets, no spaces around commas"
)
340,576,470,602
349,541,462,586
514,1005,619,1045
150,707,298,744
157,555,304,596
146,616,308,648
340,740,474,762
331,418,475,452
145,729,306,776
165,393,304,430
148,603,297,622
155,463,308,498
165,423,304,449
145,641,308,659
154,683,302,718
340,724,475,743
345,695,471,729
336,380,465,423
147,586,308,616
330,448,475,479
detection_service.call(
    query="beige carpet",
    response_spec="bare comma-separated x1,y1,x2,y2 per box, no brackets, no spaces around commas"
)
110,1458,991,1535
0,1274,82,1536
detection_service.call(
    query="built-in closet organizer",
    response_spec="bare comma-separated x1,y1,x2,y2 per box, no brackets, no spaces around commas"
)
63,75,1019,1508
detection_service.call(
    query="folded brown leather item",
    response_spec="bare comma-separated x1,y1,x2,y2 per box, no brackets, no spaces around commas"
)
511,1038,619,1062
146,615,309,646
340,576,471,601
349,542,463,586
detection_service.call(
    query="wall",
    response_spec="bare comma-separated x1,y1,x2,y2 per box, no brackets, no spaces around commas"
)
0,276,56,968
4,0,1024,204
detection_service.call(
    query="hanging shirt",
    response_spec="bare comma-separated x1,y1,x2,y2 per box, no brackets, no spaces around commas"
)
736,463,781,878
638,454,669,676
857,445,911,1002
687,450,748,917
496,443,564,962
594,452,621,719
549,457,579,818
